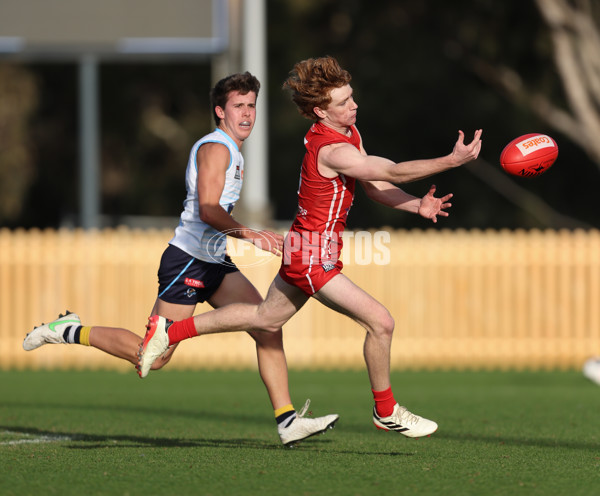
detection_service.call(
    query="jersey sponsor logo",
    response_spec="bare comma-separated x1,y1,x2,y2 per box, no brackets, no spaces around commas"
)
185,288,197,299
235,165,241,180
185,277,205,288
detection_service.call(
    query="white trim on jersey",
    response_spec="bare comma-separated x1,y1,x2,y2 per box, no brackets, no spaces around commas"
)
321,176,347,260
306,254,316,294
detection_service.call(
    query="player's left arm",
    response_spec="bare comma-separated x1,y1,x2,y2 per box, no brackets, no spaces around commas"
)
360,181,453,223
197,143,283,255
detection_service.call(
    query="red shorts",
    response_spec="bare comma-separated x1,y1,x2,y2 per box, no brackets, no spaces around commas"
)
279,248,343,296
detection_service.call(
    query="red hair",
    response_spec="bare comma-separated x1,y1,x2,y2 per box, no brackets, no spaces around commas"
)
283,56,351,121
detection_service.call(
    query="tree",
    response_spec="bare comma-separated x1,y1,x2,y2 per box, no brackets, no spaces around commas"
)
0,64,37,224
535,0,600,165
467,0,600,167
267,0,599,229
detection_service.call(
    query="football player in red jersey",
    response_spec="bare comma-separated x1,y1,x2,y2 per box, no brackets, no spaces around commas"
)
139,56,482,438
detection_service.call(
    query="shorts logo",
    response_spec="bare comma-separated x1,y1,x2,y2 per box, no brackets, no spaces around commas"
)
185,278,204,288
322,262,336,273
185,288,197,299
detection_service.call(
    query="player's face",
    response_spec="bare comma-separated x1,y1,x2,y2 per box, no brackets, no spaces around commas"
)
215,90,257,148
316,85,358,132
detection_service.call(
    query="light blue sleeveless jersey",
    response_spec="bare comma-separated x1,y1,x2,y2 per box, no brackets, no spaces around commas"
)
169,128,243,262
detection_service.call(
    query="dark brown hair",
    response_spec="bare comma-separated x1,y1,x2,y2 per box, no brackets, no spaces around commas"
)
210,72,260,125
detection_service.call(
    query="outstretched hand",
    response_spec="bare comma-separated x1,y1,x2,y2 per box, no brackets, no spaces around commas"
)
418,185,453,223
450,129,483,166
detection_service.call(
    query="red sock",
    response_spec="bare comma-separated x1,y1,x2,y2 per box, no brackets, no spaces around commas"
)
167,317,197,346
372,387,396,417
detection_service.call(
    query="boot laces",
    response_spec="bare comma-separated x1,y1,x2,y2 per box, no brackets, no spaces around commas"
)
297,399,312,418
398,406,420,425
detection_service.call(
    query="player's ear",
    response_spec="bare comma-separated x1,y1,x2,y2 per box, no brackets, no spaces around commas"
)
313,106,326,119
215,106,226,120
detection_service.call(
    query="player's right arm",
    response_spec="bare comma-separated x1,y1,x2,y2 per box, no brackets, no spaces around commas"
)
196,143,283,256
319,129,483,184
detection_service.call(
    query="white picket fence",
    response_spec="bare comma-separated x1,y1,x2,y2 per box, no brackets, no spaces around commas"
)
1,227,598,371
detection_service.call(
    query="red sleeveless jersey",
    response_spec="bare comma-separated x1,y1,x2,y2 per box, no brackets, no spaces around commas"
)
279,121,361,295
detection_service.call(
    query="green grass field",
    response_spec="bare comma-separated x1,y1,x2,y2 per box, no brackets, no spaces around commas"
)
1,369,599,496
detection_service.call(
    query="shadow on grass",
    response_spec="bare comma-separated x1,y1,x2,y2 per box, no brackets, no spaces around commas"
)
4,400,271,426
434,431,600,453
0,425,414,456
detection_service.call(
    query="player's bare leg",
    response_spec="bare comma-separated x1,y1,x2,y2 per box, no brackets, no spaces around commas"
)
165,274,310,338
88,298,189,368
312,274,393,391
313,274,438,438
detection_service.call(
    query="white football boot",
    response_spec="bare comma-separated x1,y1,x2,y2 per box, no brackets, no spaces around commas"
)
137,315,172,378
278,399,339,447
23,312,81,351
373,403,438,438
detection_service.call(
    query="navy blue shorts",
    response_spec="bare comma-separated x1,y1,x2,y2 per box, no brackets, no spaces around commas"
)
157,244,239,305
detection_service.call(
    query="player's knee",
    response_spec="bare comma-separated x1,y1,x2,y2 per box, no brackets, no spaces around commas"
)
260,322,284,334
373,311,394,339
249,328,283,342
249,317,282,334
254,308,287,334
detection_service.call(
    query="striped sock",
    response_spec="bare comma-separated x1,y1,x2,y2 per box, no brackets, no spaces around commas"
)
62,325,92,346
275,404,296,428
